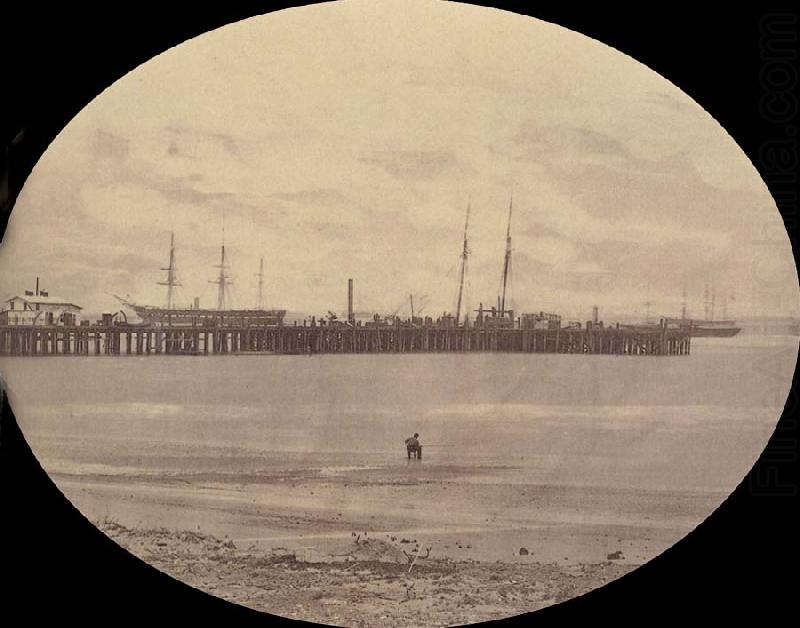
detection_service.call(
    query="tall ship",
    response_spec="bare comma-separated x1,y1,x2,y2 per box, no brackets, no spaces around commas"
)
680,319,742,337
115,233,286,327
665,281,741,337
449,196,562,331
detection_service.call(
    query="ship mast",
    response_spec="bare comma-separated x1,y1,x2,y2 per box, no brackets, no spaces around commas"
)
210,222,232,310
681,282,687,321
455,200,471,325
703,281,710,320
499,196,513,317
255,257,265,309
157,232,181,309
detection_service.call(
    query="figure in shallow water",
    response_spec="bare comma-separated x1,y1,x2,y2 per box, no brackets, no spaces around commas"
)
405,433,422,459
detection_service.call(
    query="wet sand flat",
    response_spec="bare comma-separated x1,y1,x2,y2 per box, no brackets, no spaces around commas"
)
58,457,723,570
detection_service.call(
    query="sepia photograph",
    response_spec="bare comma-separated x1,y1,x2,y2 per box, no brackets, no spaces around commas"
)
2,2,798,626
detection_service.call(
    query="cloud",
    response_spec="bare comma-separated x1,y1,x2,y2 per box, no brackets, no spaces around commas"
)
644,90,695,113
131,173,233,206
512,124,630,159
266,188,350,206
93,129,130,161
358,149,466,182
0,0,796,319
164,124,241,156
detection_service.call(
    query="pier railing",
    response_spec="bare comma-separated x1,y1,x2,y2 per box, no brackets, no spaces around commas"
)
0,323,690,357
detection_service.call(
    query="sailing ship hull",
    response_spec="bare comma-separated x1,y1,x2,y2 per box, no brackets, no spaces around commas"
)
690,325,741,337
130,305,286,327
663,317,741,338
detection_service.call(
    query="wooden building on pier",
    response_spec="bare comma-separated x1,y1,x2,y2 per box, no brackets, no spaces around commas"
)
1,292,82,327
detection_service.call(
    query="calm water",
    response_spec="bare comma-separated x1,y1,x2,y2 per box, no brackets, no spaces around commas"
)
1,335,796,494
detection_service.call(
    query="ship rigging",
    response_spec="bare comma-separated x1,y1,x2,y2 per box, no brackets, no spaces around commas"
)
114,233,286,328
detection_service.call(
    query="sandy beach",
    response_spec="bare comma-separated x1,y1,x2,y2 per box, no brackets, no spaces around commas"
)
96,513,641,627
98,517,636,627
58,455,722,626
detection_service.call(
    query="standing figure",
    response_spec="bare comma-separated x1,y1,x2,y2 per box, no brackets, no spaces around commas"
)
405,433,422,459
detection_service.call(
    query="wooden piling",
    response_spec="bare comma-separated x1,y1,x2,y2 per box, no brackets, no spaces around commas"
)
0,322,692,358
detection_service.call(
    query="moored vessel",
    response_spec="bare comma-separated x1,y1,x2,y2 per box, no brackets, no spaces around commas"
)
115,233,286,327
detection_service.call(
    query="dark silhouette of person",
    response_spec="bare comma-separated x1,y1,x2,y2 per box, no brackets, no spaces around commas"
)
405,433,422,459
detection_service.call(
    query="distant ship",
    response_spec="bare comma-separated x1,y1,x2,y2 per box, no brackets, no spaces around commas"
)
115,233,286,327
624,317,741,337
686,319,741,337
662,281,741,337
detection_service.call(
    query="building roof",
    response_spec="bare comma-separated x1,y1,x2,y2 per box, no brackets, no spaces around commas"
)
6,295,83,309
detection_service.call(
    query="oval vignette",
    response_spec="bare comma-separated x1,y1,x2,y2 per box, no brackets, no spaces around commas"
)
1,2,797,627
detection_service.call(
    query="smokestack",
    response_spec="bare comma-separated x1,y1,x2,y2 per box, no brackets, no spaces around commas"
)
348,278,354,323
194,297,200,310
592,305,599,325
36,277,39,296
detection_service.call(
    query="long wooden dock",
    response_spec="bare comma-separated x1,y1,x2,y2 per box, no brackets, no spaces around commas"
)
0,322,690,357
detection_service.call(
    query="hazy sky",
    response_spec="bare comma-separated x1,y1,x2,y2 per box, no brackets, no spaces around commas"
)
1,0,797,320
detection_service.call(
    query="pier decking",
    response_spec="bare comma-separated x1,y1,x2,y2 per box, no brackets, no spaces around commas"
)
0,321,690,357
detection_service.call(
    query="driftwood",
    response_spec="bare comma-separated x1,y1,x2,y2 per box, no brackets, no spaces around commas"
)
403,547,432,573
